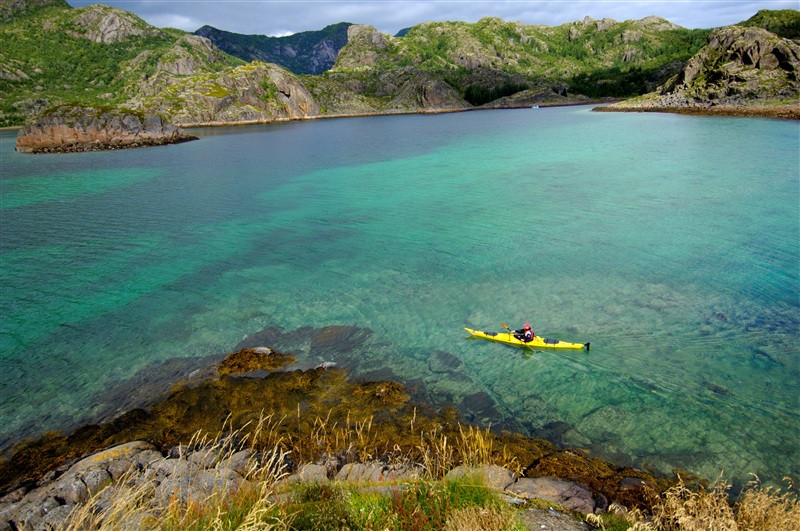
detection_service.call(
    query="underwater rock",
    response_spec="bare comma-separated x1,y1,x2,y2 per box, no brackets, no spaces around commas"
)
90,354,222,425
352,381,409,407
358,366,398,382
310,325,373,355
235,325,316,351
427,350,463,373
459,390,501,423
531,421,573,446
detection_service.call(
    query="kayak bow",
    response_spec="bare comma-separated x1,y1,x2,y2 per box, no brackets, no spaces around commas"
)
464,328,589,351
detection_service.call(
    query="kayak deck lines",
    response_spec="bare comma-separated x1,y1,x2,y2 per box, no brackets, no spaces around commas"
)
464,327,589,351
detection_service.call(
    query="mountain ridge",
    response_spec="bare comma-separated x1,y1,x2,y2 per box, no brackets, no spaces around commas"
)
2,1,799,128
194,22,352,75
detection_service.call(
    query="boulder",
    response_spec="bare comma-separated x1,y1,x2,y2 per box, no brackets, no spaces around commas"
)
335,462,421,483
445,465,517,491
505,477,602,514
283,463,329,484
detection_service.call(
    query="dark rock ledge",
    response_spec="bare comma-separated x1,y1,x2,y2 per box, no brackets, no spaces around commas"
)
15,105,197,154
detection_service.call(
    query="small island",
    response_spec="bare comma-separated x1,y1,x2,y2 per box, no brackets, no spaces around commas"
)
15,105,197,153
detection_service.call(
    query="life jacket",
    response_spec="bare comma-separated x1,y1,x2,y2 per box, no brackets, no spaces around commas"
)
523,328,533,342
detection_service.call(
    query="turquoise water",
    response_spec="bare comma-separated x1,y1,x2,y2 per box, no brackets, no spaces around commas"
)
1,106,798,488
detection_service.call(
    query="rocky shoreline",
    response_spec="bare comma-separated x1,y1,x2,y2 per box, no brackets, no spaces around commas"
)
0,344,667,530
0,437,614,530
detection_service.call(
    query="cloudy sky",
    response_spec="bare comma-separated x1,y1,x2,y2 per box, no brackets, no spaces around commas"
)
67,1,799,37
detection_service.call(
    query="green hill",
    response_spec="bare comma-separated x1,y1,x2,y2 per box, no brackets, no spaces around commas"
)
739,9,800,39
325,16,710,104
2,2,798,127
0,1,242,126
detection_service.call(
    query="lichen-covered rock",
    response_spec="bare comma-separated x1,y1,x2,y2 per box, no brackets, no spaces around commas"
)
16,105,197,153
335,462,421,482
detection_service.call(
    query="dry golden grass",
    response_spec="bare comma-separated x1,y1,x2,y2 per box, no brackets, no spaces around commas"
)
444,504,518,531
735,476,800,530
61,422,291,531
605,473,800,531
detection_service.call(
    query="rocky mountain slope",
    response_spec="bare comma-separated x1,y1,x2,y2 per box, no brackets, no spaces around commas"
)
329,16,709,101
140,61,319,125
195,22,352,74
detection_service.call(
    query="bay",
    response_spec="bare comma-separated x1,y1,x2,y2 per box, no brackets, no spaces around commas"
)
1,105,797,489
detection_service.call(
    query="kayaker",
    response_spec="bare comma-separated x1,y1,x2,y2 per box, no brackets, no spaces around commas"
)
513,323,534,342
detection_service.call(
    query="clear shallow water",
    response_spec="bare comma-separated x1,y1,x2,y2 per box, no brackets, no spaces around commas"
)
1,106,798,488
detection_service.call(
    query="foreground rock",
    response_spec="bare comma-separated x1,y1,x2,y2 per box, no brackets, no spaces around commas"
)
0,442,605,530
15,105,197,153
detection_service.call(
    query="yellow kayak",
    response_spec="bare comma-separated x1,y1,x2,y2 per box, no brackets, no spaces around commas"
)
464,327,589,351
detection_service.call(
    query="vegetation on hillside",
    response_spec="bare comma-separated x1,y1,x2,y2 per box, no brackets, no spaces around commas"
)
329,17,711,103
739,9,800,39
2,2,799,126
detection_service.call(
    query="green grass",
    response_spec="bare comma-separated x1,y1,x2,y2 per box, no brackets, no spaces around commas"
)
279,475,517,530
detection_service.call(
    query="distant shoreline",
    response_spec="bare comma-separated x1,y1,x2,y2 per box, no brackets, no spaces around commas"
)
5,100,796,135
593,103,800,120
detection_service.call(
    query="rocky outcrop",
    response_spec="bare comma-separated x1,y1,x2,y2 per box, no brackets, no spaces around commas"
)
664,25,800,101
142,62,320,125
602,25,800,114
69,4,158,43
332,25,394,70
15,105,197,153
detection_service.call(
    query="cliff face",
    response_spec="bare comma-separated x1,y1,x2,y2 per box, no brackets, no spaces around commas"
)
657,25,800,104
15,105,197,153
142,62,320,125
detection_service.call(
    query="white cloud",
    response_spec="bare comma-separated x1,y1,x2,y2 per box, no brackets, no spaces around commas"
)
146,13,200,31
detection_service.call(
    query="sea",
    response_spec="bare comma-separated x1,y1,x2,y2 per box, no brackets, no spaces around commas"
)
1,105,798,489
